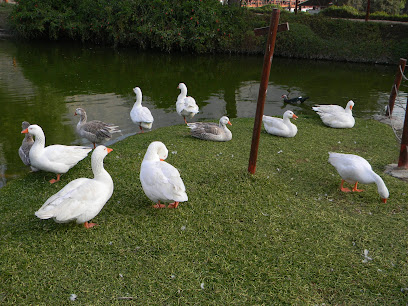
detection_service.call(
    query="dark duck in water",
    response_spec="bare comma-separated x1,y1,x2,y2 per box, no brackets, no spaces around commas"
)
282,94,309,104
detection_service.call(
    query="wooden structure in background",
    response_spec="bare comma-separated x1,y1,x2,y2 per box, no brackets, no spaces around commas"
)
386,58,407,117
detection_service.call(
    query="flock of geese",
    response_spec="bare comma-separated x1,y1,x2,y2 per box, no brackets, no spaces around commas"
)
18,83,389,228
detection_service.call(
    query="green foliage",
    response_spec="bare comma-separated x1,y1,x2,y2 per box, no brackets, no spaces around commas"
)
1,117,407,304
320,5,360,18
321,5,408,21
273,12,407,63
9,0,264,53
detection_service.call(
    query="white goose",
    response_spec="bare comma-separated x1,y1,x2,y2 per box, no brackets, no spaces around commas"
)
187,116,232,142
19,121,35,168
140,141,188,209
21,124,92,183
263,110,298,137
176,83,199,124
130,87,154,132
328,152,389,203
312,100,355,128
75,107,120,148
35,145,114,228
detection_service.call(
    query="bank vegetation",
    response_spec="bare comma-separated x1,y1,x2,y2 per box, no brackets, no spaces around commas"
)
3,0,408,63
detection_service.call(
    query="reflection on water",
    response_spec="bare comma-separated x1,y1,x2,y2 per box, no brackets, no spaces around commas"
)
0,39,403,187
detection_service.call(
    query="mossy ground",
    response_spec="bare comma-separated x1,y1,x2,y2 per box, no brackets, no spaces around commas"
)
1,116,407,304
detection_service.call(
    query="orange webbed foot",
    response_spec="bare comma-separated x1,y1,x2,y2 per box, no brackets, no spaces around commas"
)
153,201,166,209
168,202,179,209
84,221,97,229
352,182,363,192
49,174,61,184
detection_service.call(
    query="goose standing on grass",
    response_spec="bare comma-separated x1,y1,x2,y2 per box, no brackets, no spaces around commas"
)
35,145,114,228
312,100,355,128
19,121,36,169
75,107,120,148
21,124,92,183
263,110,298,137
130,87,154,133
176,83,199,124
140,141,188,209
328,152,389,203
187,116,232,142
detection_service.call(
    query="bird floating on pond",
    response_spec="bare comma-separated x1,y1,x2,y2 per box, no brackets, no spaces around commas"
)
282,94,309,104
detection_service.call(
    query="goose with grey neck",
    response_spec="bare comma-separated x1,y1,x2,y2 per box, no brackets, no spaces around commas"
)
187,116,232,142
75,107,121,148
19,121,37,170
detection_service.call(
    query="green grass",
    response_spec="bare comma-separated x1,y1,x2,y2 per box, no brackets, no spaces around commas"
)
1,116,408,304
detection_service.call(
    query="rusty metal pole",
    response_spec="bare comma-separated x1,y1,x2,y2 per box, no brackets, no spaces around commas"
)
365,0,371,21
398,97,408,168
248,9,281,174
386,58,407,117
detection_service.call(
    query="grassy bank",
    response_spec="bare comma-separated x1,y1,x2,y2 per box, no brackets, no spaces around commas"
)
1,116,408,304
5,0,408,63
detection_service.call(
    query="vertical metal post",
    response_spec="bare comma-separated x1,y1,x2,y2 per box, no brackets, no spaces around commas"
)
365,0,371,21
248,9,280,174
386,58,407,117
398,97,408,168
295,0,299,14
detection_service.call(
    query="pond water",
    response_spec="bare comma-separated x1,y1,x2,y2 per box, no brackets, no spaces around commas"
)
0,39,405,188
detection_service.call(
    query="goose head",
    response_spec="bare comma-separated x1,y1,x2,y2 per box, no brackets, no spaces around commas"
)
92,145,113,160
378,184,389,203
74,107,87,118
220,116,232,126
177,83,188,94
133,87,142,98
346,100,354,110
21,124,44,138
283,110,298,120
145,141,168,162
22,121,30,131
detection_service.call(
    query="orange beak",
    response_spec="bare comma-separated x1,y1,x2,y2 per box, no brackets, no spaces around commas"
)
292,114,298,120
107,148,113,153
228,121,232,126
381,198,387,203
160,159,165,161
350,105,353,110
21,128,28,134
74,112,77,116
